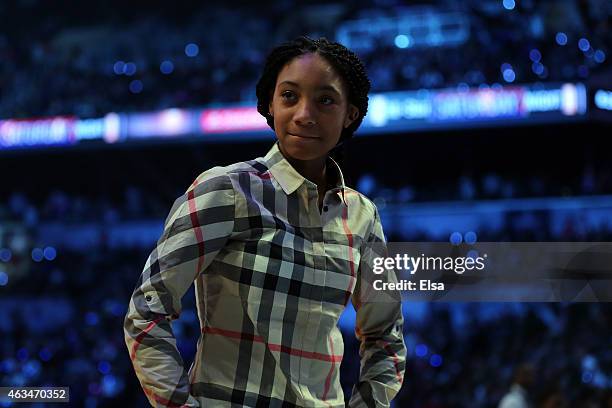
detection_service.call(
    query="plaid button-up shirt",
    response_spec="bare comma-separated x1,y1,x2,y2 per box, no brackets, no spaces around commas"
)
124,142,406,408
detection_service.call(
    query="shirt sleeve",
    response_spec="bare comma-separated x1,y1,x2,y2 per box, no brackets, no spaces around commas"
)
123,172,235,408
349,206,407,408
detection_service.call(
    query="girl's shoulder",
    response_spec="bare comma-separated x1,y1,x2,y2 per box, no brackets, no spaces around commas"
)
187,158,269,191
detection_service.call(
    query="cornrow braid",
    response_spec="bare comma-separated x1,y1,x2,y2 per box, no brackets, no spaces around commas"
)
255,36,371,144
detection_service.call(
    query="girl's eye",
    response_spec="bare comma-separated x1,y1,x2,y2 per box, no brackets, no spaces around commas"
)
320,96,334,105
281,91,296,101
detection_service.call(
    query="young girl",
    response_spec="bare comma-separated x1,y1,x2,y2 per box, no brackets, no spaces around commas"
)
124,37,406,408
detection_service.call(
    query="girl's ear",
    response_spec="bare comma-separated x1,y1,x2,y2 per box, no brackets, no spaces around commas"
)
344,104,359,128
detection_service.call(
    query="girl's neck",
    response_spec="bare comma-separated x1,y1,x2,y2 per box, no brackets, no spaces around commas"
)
287,156,327,189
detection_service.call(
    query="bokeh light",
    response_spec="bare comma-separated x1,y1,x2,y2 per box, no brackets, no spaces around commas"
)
394,35,411,49
185,43,199,57
31,248,44,262
129,80,143,94
555,32,568,45
43,246,57,261
430,354,443,367
450,232,463,245
160,60,174,74
415,344,428,357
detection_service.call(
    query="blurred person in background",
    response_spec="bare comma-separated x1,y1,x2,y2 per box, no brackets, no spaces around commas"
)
498,363,536,408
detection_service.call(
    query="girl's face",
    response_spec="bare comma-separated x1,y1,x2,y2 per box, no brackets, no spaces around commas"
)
269,53,359,161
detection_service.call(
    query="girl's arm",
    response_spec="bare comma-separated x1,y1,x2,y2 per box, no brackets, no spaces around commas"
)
349,207,407,408
124,171,235,408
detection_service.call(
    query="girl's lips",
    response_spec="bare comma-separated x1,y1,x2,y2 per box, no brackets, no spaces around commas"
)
288,132,319,139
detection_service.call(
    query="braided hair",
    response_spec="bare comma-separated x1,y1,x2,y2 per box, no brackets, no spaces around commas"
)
255,36,371,148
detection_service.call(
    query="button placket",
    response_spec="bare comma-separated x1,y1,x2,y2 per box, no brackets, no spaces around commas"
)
302,214,327,386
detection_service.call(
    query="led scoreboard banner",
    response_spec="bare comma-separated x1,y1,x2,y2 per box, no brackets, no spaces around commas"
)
0,82,596,151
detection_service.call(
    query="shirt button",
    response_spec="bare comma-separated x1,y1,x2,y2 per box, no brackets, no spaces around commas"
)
323,205,328,212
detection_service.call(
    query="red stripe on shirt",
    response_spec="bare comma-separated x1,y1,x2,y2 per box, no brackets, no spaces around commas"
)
381,340,403,383
255,171,272,179
187,189,206,274
143,387,190,408
130,316,164,361
131,317,189,408
202,327,343,363
321,336,336,405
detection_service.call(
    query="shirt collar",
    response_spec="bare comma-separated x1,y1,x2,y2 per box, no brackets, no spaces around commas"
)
263,141,347,204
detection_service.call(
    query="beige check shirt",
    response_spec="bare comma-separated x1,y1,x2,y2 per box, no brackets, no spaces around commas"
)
124,141,406,407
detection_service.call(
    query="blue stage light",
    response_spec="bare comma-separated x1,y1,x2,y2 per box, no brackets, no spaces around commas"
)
0,248,12,262
464,231,477,244
531,62,544,75
43,246,56,261
102,374,119,397
85,312,99,326
185,43,199,57
503,0,515,10
123,62,136,76
450,232,463,245
1,359,16,372
113,61,125,75
394,35,410,49
23,360,41,378
555,32,567,46
457,82,469,92
160,60,174,74
430,354,443,367
529,49,541,62
467,249,479,260
31,248,43,262
129,80,143,94
578,38,590,52
98,361,111,375
415,344,428,357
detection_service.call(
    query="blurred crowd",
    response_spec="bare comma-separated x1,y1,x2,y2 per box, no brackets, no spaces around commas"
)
391,303,612,407
1,162,610,225
357,164,612,203
0,0,609,119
